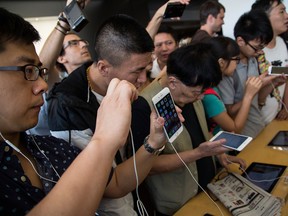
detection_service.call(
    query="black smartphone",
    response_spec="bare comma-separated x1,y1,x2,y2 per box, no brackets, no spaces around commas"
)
163,2,186,19
64,0,88,32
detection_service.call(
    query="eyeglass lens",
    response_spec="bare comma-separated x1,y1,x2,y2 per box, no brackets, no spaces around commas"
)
0,64,48,82
246,41,264,52
25,65,48,81
64,39,89,49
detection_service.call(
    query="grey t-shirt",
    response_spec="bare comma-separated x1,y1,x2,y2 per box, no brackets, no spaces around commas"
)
218,57,265,138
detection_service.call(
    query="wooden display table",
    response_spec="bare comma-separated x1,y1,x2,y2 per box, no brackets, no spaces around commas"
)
174,120,288,216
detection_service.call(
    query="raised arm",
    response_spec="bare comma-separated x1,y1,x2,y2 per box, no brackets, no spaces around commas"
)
146,0,190,39
39,0,90,89
39,18,69,89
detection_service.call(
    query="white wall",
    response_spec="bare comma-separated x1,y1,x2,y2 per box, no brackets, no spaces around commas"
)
27,0,288,54
25,16,58,55
219,0,288,39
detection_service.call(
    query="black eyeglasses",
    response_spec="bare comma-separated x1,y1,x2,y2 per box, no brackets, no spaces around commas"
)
63,39,89,49
246,41,265,53
230,57,241,64
0,64,48,81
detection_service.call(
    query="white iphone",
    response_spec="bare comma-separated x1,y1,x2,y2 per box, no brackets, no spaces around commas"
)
152,87,183,143
209,131,253,151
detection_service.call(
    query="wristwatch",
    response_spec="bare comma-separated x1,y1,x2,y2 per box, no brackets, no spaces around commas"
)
143,135,165,156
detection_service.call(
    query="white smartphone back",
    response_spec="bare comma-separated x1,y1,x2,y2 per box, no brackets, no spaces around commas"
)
210,131,252,151
268,66,288,76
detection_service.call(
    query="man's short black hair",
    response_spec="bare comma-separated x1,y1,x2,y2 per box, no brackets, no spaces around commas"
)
234,10,273,45
167,43,222,89
156,24,179,43
95,14,154,67
0,7,40,53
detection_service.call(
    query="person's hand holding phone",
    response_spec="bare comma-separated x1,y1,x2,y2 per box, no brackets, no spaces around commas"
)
195,139,229,159
272,74,287,87
259,71,278,87
163,0,190,19
156,0,190,20
66,0,90,8
148,105,185,150
147,110,166,151
244,76,262,99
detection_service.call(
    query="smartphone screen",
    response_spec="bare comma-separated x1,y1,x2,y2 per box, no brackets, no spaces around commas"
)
210,131,252,151
152,87,183,142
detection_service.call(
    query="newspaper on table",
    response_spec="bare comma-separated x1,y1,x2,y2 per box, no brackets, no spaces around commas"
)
207,173,282,216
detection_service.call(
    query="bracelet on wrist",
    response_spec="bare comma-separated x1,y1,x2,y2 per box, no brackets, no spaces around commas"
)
57,21,70,32
55,26,66,35
58,12,69,24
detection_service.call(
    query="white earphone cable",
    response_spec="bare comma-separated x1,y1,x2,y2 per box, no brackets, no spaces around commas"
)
129,128,149,216
0,132,59,184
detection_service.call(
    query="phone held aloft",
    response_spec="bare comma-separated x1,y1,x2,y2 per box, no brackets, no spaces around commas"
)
64,0,88,32
163,2,186,19
152,87,183,143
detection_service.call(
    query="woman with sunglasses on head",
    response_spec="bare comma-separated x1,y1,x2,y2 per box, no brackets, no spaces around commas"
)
201,36,263,135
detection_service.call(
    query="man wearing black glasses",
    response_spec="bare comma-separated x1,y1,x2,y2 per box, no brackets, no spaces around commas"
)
0,7,167,216
218,10,276,138
29,0,92,136
56,34,92,76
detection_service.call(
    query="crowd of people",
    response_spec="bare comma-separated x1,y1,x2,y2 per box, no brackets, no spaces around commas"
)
0,0,287,215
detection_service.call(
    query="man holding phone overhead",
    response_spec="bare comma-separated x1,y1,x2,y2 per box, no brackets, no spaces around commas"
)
131,43,246,215
162,2,186,19
145,0,190,80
